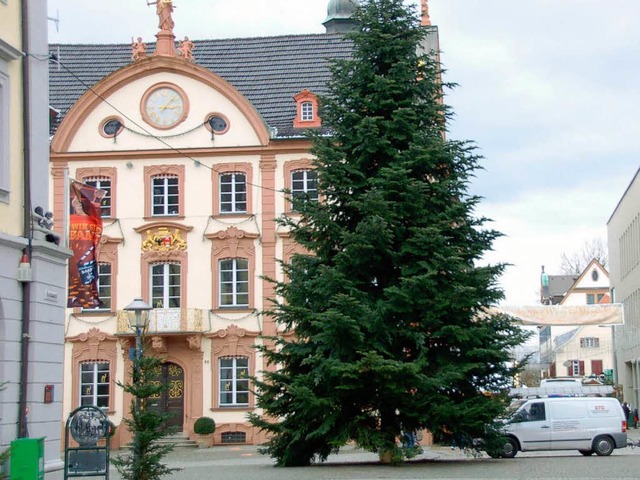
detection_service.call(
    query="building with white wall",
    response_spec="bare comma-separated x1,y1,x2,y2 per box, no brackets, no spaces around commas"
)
608,168,640,406
538,259,614,381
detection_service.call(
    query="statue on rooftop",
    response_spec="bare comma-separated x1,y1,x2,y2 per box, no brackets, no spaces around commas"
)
131,36,147,61
148,0,175,33
177,36,195,61
421,0,431,26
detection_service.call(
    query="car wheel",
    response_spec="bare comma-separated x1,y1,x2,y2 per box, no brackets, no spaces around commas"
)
502,438,518,458
578,449,594,456
593,436,614,456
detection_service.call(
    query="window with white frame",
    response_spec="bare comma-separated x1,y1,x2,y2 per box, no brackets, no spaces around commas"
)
219,173,247,214
570,360,580,376
219,357,249,407
151,262,181,308
80,361,110,408
97,263,112,310
84,178,112,218
580,337,600,348
290,169,318,211
152,175,179,216
301,101,314,121
219,258,249,307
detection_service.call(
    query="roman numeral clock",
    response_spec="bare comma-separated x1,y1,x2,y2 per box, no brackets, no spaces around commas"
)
141,83,189,129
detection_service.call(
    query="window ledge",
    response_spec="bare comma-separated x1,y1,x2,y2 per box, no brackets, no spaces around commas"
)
210,407,252,412
212,213,253,220
293,122,321,129
144,215,185,221
211,308,255,315
75,310,115,317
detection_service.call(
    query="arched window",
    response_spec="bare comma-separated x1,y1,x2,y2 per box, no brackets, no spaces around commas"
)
219,356,250,407
77,167,116,219
144,165,185,218
80,361,110,408
212,163,253,216
150,261,181,308
284,159,318,214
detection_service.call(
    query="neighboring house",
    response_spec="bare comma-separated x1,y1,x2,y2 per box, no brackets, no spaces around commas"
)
0,0,71,478
48,2,440,447
607,167,640,406
538,259,614,381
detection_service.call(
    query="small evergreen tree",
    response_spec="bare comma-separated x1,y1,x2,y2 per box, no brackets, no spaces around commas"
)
112,340,180,480
250,0,529,467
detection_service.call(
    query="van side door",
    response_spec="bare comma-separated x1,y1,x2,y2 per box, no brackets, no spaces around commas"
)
548,401,591,450
509,401,552,451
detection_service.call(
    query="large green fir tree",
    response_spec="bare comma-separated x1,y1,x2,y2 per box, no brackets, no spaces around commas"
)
250,0,529,466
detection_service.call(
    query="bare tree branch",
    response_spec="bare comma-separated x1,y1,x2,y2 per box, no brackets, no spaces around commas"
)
560,238,608,274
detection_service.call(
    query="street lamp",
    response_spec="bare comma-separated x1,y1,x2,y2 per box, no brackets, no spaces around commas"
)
124,298,152,413
124,297,152,356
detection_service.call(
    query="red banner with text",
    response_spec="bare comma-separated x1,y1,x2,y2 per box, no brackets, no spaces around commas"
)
68,181,106,308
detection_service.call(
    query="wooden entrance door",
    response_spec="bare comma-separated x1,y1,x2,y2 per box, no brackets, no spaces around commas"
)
149,362,184,430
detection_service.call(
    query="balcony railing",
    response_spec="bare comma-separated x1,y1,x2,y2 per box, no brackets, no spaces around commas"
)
116,308,207,334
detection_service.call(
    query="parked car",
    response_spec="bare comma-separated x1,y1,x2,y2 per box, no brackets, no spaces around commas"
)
493,396,627,458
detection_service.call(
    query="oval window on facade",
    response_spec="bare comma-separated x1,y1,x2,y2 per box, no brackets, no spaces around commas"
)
100,118,124,138
205,113,230,134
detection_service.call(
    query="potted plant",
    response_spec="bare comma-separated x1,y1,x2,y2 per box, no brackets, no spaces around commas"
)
193,416,215,448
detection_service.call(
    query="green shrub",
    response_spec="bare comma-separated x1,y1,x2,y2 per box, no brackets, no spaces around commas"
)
193,417,215,435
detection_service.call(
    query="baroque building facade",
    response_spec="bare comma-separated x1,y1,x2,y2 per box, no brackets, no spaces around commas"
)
49,1,440,447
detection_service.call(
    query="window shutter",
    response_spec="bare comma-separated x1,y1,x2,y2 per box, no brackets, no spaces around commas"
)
579,361,585,376
550,363,556,378
591,360,603,375
567,364,572,376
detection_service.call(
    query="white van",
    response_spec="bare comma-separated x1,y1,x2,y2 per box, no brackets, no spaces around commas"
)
497,397,627,457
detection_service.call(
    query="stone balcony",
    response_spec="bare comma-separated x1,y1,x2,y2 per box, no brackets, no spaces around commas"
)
116,308,207,334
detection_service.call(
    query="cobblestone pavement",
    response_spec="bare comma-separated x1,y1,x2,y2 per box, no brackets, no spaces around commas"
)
102,441,640,480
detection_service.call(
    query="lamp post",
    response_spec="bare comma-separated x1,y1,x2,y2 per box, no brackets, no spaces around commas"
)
124,298,152,413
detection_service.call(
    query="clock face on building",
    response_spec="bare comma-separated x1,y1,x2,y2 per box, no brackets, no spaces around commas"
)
142,84,187,129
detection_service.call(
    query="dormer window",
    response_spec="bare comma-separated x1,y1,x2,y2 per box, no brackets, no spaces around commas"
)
293,89,321,128
301,102,314,121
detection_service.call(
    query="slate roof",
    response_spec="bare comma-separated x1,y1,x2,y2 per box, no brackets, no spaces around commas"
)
546,275,578,305
49,33,354,139
554,327,579,350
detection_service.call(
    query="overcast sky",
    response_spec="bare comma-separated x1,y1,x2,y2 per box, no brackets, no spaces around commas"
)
46,0,640,306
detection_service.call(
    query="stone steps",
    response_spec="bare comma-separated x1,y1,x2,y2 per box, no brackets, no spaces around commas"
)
157,432,198,448
124,432,198,449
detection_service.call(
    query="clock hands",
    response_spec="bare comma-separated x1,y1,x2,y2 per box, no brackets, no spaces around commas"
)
159,95,180,111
